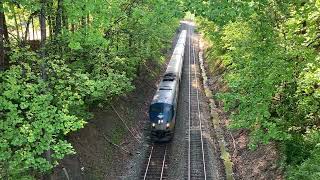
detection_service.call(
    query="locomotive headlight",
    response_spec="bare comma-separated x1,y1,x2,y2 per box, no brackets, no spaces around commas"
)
166,123,170,128
161,120,164,123
152,123,155,127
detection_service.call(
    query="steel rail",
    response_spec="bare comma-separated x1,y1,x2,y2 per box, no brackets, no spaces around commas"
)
143,145,167,180
143,146,154,180
160,147,167,180
187,23,207,180
191,30,207,180
188,24,191,180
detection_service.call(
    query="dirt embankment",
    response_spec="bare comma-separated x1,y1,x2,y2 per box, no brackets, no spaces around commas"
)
201,39,284,180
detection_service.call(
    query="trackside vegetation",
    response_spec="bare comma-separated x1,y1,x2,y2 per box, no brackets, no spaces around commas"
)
186,0,320,179
0,0,183,178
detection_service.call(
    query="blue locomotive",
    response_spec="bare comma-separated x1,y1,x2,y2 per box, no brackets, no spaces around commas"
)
149,30,187,141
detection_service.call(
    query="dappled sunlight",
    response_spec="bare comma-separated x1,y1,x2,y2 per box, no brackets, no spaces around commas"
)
191,64,196,71
190,64,201,90
192,79,199,89
181,20,195,27
191,35,198,43
202,131,211,140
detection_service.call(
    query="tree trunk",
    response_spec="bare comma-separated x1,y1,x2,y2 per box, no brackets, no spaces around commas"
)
24,15,33,42
81,6,86,28
39,1,52,180
18,14,25,39
24,12,39,41
0,2,4,70
48,0,55,38
11,6,20,40
87,14,90,25
48,15,53,38
62,4,68,30
39,0,47,80
40,4,46,53
55,0,63,36
32,17,35,40
2,12,9,44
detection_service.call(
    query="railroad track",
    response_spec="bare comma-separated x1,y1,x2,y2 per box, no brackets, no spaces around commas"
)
141,24,209,180
142,143,168,180
187,24,208,180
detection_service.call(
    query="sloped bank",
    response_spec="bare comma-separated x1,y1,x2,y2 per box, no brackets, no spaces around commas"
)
198,37,233,180
199,37,284,180
50,61,164,179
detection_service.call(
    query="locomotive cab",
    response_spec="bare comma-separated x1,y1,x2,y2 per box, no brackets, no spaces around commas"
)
149,103,175,141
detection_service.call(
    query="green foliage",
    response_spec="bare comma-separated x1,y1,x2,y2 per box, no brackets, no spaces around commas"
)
186,0,320,178
287,131,320,180
0,49,85,177
1,0,183,178
296,62,320,124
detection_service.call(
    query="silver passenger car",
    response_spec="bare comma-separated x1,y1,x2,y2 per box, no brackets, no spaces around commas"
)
149,30,187,141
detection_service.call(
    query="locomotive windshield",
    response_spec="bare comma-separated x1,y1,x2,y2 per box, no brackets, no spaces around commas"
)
150,106,162,113
149,103,173,122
